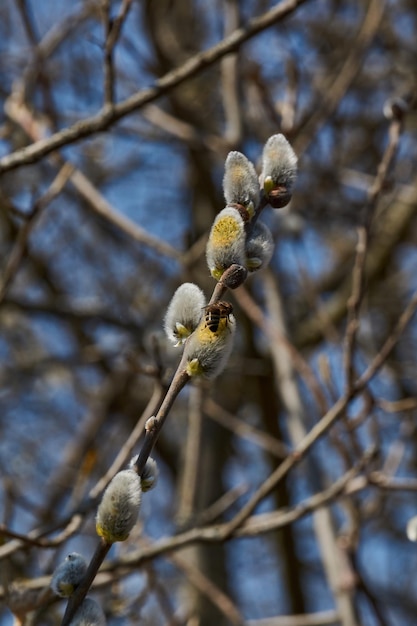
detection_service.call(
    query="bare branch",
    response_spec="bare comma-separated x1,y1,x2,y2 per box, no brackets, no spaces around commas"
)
0,163,73,303
204,397,288,459
0,0,310,174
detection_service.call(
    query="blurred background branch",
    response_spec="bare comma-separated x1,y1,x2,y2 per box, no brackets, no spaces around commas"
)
0,0,417,625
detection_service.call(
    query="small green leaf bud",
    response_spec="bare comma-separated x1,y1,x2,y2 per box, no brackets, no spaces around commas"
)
183,301,236,380
245,221,274,272
96,469,142,543
70,597,106,626
164,283,206,346
223,151,260,217
206,207,246,281
259,134,297,208
50,553,87,598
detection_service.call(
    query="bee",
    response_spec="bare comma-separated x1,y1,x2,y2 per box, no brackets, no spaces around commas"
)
204,301,233,334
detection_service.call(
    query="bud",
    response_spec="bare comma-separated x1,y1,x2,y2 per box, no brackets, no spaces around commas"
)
50,553,87,598
206,207,246,281
383,96,409,121
223,151,260,217
259,134,297,208
96,469,142,543
70,597,106,626
184,301,236,380
245,221,274,272
220,263,248,289
164,283,206,346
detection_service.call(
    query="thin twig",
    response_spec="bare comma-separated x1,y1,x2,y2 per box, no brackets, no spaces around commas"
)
347,548,391,626
102,0,115,107
367,473,417,491
220,392,353,538
68,168,181,259
133,367,190,476
106,0,133,51
0,162,73,303
89,383,165,500
234,278,328,414
354,287,417,391
20,3,97,101
293,0,386,157
343,226,367,389
141,104,227,154
377,397,417,413
176,385,204,526
4,92,182,260
343,112,404,388
246,611,339,626
221,0,242,145
293,180,417,348
169,551,245,626
101,0,134,108
261,272,358,626
204,397,288,459
196,484,249,527
235,447,376,537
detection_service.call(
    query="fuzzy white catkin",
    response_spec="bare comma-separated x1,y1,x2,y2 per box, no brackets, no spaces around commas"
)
70,597,106,626
407,515,417,542
245,221,274,272
184,304,236,380
96,469,142,543
129,455,159,491
206,207,247,281
164,283,206,346
140,457,159,491
223,151,260,213
50,553,88,598
259,134,298,193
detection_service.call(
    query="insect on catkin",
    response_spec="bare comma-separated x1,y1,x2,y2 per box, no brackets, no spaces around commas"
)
184,301,236,380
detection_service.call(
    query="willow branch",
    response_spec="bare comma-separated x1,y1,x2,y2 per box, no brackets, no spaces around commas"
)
0,0,310,174
343,112,404,387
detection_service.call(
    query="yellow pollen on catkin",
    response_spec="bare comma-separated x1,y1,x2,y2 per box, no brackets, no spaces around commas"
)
211,216,241,247
196,317,229,344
